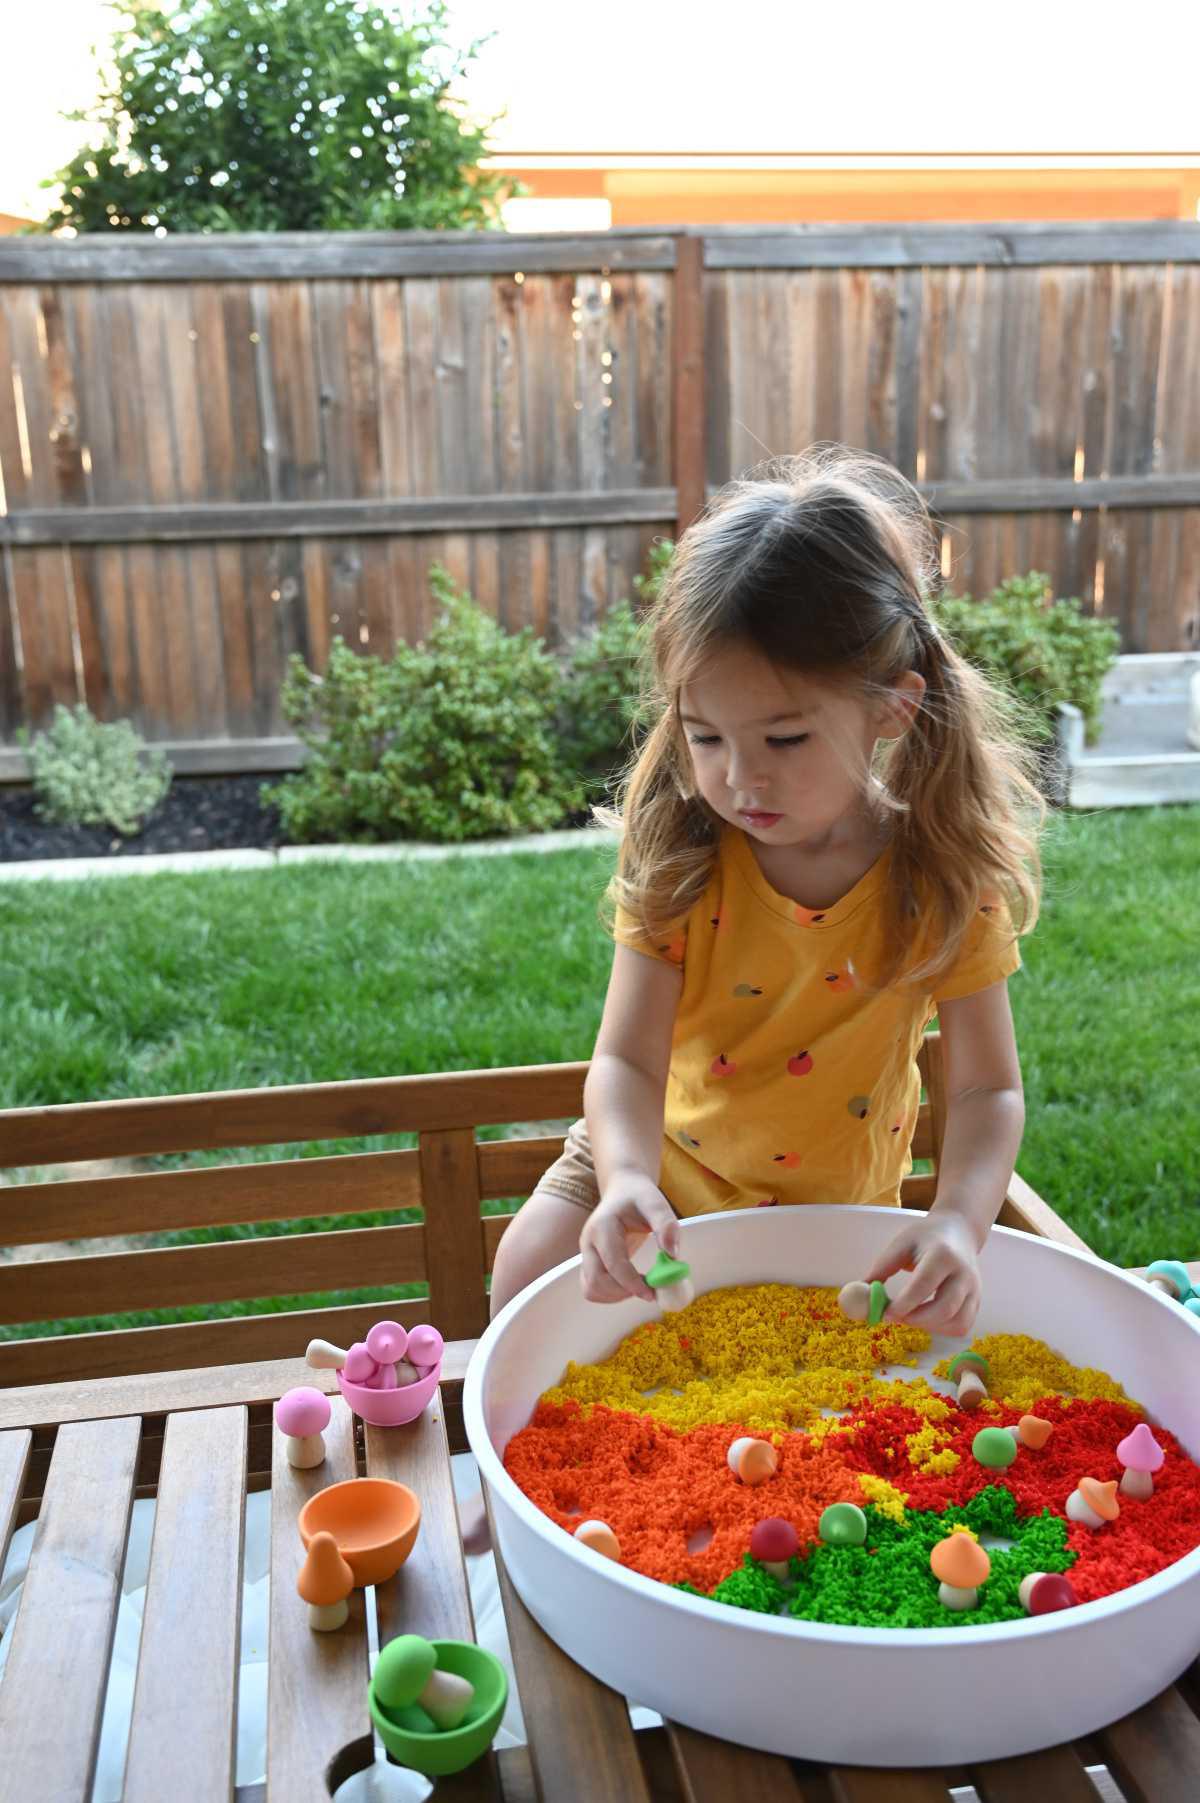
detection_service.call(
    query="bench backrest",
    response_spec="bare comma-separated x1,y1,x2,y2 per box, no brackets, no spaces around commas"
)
0,1040,946,1387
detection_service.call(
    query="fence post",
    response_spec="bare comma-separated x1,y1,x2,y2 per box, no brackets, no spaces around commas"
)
672,233,706,541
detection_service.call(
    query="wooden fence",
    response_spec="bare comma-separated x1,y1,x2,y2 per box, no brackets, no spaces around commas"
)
1,221,1198,775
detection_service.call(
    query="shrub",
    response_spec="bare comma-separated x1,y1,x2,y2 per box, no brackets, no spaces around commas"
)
268,567,584,843
20,704,171,835
932,573,1120,745
556,538,675,792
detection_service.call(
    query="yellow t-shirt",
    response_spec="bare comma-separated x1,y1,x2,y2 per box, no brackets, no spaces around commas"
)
615,827,1021,1216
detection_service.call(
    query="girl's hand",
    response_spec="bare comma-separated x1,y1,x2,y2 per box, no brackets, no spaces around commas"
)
579,1173,680,1303
866,1210,982,1339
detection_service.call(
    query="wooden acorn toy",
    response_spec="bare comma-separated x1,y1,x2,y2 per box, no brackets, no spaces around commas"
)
727,1437,779,1485
375,1634,475,1731
573,1519,621,1560
838,1279,889,1325
645,1249,694,1311
297,1531,355,1631
274,1386,332,1468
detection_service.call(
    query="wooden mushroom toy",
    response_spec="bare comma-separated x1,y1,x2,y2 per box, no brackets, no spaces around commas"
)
297,1530,355,1631
645,1249,694,1312
573,1519,621,1560
375,1633,474,1732
749,1518,800,1581
1019,1571,1079,1615
275,1386,332,1468
838,1279,888,1325
364,1319,419,1389
1144,1259,1193,1303
1116,1423,1164,1500
947,1350,990,1410
727,1437,779,1485
306,1337,350,1370
1066,1476,1120,1530
930,1531,990,1610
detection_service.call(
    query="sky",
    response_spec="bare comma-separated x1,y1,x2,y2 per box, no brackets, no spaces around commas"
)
0,0,1196,220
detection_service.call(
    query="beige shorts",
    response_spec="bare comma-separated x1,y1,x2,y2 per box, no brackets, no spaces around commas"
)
533,1117,602,1212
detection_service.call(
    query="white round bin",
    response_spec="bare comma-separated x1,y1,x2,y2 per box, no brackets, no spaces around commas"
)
463,1205,1200,1766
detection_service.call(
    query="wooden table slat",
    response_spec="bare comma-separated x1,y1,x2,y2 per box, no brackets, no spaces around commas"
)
0,1341,474,1431
0,1427,31,1567
122,1405,248,1803
366,1400,502,1800
667,1719,808,1800
266,1396,371,1803
971,1743,1102,1802
486,1489,654,1803
1097,1682,1200,1803
828,1770,955,1803
0,1415,140,1799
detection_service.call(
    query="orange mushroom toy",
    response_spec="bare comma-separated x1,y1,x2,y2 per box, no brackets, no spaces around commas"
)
726,1437,779,1485
1066,1477,1120,1530
297,1530,355,1631
1009,1414,1054,1451
930,1530,991,1611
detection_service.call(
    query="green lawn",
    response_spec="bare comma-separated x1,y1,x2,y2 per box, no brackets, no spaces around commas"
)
1,806,1197,1337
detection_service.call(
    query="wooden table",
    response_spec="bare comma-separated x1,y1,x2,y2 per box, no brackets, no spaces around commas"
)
2,1357,1200,1802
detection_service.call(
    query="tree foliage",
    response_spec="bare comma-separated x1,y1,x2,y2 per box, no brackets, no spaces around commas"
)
38,0,518,234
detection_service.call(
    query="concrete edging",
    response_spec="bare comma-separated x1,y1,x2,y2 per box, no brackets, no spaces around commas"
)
0,825,621,884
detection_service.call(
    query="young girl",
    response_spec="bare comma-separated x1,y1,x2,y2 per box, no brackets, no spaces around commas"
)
490,444,1043,1340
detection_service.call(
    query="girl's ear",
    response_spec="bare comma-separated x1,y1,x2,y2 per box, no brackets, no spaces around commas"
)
875,670,926,741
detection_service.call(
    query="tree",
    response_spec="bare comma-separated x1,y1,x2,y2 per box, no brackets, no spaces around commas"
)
37,0,520,234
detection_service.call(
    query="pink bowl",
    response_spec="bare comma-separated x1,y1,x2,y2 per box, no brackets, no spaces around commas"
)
336,1358,443,1427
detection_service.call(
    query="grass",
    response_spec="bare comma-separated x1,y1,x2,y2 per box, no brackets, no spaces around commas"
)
1,806,1197,1338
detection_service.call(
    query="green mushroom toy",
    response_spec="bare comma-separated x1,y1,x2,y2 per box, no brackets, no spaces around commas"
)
818,1502,868,1546
1144,1260,1194,1305
645,1249,695,1313
375,1634,475,1731
946,1350,990,1411
972,1426,1018,1470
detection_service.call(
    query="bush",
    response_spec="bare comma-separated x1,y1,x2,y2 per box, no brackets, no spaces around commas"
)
932,573,1120,745
556,539,676,792
20,704,171,835
268,568,584,843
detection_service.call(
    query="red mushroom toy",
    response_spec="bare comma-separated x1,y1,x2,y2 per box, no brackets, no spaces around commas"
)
1018,1572,1079,1614
749,1518,800,1582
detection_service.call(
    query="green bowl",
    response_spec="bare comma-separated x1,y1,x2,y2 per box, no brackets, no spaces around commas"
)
369,1639,508,1777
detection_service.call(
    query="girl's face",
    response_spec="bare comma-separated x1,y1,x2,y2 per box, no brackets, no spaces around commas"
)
678,642,921,848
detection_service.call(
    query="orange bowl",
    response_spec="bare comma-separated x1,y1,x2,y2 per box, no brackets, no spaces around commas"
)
298,1478,421,1586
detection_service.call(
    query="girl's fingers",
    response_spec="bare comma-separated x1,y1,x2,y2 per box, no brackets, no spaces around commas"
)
902,1275,976,1332
630,1192,680,1257
591,1219,655,1301
865,1236,918,1285
579,1242,637,1304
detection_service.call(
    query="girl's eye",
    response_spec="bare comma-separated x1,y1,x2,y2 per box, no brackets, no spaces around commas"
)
767,735,809,747
687,734,720,746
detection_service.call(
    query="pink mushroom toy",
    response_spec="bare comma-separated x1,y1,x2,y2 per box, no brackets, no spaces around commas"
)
342,1342,379,1385
365,1320,418,1389
406,1324,445,1370
1116,1422,1165,1500
275,1387,332,1468
749,1518,800,1582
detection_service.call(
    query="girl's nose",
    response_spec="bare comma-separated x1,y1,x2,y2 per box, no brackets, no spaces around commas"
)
726,751,767,793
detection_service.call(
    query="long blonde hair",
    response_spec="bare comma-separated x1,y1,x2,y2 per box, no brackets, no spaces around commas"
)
597,444,1043,990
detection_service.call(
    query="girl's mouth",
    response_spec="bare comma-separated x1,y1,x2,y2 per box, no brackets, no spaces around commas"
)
740,809,783,827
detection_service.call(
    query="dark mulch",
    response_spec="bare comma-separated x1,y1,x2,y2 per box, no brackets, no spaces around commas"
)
0,776,285,863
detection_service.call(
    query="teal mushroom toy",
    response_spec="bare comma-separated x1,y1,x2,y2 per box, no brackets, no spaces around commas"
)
645,1249,694,1312
1144,1260,1194,1304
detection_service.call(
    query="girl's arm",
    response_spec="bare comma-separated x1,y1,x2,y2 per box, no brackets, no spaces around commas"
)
869,977,1024,1337
580,943,684,1299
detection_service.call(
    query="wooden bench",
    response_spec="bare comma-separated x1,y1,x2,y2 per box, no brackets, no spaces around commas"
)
0,1034,1087,1393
